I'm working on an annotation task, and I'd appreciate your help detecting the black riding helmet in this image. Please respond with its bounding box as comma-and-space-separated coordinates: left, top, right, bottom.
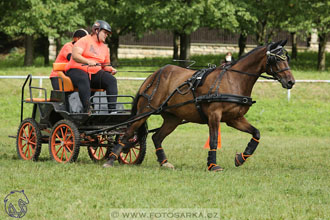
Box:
92, 20, 112, 42
73, 29, 88, 38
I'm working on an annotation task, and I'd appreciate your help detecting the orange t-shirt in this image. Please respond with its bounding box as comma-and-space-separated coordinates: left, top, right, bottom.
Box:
65, 35, 110, 74
50, 42, 74, 78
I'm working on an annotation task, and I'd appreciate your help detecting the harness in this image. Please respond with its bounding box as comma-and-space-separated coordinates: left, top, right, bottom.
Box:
139, 66, 255, 123
84, 43, 291, 135
140, 45, 290, 123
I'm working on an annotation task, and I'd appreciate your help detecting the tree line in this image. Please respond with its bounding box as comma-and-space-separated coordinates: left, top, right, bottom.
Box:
0, 0, 328, 70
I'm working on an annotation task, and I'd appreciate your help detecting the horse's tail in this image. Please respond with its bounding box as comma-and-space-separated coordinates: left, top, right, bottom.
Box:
130, 65, 169, 117
130, 74, 154, 141
130, 90, 148, 140
130, 90, 141, 118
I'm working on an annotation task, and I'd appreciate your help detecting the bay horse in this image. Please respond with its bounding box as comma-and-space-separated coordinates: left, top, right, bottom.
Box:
103, 40, 295, 171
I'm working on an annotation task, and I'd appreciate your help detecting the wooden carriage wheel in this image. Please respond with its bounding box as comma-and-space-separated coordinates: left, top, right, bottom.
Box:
49, 120, 80, 163
87, 136, 111, 162
118, 123, 147, 165
16, 118, 42, 161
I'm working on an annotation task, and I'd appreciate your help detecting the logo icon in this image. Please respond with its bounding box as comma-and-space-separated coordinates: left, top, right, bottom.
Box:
4, 190, 29, 218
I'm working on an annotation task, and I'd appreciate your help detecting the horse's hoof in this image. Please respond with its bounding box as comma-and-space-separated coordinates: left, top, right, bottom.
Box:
102, 160, 114, 168
235, 153, 246, 167
209, 165, 224, 172
161, 162, 175, 169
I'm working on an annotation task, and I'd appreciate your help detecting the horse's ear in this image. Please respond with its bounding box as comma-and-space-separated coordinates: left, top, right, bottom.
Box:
280, 39, 288, 47
269, 40, 280, 50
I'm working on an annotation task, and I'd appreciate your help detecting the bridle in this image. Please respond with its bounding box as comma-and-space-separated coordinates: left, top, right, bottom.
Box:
265, 45, 291, 81
225, 45, 291, 81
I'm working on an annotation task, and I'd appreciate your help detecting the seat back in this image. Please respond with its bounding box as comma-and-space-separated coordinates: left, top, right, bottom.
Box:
52, 62, 104, 92
53, 63, 75, 92
58, 72, 75, 91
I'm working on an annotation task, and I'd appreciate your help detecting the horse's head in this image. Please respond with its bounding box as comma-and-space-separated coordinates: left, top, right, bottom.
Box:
266, 40, 295, 89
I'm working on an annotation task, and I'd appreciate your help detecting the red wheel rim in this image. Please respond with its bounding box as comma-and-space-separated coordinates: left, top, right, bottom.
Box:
119, 146, 141, 164
50, 124, 75, 163
18, 122, 37, 160
89, 136, 107, 160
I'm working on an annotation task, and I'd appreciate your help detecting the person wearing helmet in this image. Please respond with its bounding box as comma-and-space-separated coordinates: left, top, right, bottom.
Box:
65, 20, 117, 113
50, 29, 88, 90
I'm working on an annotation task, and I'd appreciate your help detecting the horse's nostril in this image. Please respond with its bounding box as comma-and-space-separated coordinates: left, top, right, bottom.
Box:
288, 80, 294, 86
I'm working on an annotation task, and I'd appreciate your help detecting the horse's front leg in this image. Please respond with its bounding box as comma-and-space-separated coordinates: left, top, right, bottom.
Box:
152, 113, 182, 169
226, 116, 260, 167
103, 118, 148, 168
207, 113, 224, 171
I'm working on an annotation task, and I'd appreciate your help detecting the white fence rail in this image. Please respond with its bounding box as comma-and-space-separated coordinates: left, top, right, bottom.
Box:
0, 76, 329, 101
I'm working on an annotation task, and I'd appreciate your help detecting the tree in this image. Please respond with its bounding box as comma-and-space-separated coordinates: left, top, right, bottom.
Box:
285, 0, 329, 70
230, 0, 257, 57
152, 0, 239, 66
307, 1, 329, 71
81, 0, 153, 66
280, 1, 312, 60
240, 0, 292, 46
0, 0, 85, 66
47, 0, 86, 58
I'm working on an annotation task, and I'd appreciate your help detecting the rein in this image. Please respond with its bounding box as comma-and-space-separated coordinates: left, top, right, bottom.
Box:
227, 68, 277, 80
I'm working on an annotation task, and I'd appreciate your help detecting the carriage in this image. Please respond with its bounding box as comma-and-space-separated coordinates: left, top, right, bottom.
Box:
16, 64, 147, 164
16, 40, 294, 171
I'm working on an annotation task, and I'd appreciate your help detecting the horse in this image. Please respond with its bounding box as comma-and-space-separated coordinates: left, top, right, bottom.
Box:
103, 39, 295, 171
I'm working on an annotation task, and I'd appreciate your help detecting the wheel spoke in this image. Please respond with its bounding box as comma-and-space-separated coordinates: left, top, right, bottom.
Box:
96, 148, 101, 159
55, 133, 63, 142
28, 125, 33, 139
24, 144, 29, 157
30, 134, 36, 142
55, 146, 63, 155
21, 142, 27, 149
65, 141, 73, 148
22, 127, 29, 140
66, 134, 73, 143
64, 127, 69, 140
27, 144, 31, 158
124, 152, 129, 161
60, 146, 65, 161
129, 150, 132, 163
60, 127, 65, 141
19, 136, 26, 141
28, 140, 36, 146
132, 148, 137, 158
91, 148, 96, 156
65, 145, 72, 153
99, 147, 104, 157
64, 147, 68, 161
54, 142, 61, 146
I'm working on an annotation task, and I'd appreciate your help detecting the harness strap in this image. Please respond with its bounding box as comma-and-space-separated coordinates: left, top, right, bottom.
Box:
229, 68, 277, 80
196, 93, 255, 106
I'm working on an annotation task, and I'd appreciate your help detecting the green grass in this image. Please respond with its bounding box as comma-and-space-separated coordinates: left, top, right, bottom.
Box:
0, 53, 329, 219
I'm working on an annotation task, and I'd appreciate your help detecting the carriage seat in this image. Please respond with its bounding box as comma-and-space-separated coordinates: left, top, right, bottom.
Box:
53, 63, 104, 92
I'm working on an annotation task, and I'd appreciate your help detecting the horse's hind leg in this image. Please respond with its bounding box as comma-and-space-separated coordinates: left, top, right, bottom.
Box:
226, 116, 260, 167
152, 113, 182, 169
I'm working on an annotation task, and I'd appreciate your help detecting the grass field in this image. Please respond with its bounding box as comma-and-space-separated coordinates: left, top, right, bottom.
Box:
0, 53, 329, 219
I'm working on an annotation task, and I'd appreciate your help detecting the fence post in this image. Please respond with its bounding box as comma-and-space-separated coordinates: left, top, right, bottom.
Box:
287, 89, 291, 102
39, 78, 43, 97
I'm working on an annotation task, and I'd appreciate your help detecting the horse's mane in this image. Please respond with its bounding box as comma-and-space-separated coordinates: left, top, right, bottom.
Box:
230, 45, 265, 66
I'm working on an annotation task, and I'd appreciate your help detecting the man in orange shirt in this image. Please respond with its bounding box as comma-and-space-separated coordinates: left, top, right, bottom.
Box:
65, 20, 117, 113
50, 29, 88, 90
